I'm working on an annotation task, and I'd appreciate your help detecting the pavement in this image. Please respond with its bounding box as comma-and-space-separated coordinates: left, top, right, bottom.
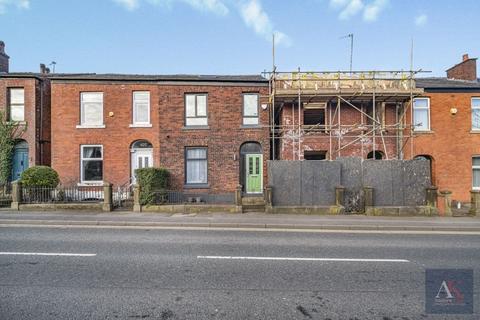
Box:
0, 210, 480, 232
0, 226, 479, 319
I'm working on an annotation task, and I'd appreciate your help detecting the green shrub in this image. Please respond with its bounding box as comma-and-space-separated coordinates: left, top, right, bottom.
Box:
135, 167, 169, 205
20, 166, 59, 187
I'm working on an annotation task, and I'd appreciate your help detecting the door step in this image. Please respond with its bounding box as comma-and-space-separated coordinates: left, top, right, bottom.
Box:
242, 196, 265, 213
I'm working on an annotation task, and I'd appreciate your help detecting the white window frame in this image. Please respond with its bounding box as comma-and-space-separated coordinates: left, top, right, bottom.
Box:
413, 97, 430, 131
471, 97, 480, 131
77, 92, 105, 128
243, 93, 259, 126
8, 88, 25, 122
473, 156, 480, 190
185, 93, 208, 127
130, 91, 152, 127
80, 145, 103, 185
185, 147, 208, 185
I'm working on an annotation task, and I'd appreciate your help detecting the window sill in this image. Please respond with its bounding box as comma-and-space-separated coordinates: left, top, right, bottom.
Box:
8, 121, 26, 125
184, 184, 210, 189
413, 130, 434, 134
76, 124, 106, 129
470, 130, 480, 134
129, 124, 153, 128
77, 182, 104, 187
240, 125, 262, 129
182, 126, 210, 130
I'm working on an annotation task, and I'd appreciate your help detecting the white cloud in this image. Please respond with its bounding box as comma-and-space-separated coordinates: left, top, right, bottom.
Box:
338, 0, 363, 20
115, 0, 228, 16
415, 14, 428, 26
0, 0, 30, 14
239, 0, 291, 46
330, 0, 389, 22
113, 0, 139, 11
363, 0, 388, 22
113, 0, 289, 46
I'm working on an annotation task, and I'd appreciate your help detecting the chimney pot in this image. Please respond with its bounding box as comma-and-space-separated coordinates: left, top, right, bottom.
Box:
0, 40, 8, 73
463, 54, 469, 61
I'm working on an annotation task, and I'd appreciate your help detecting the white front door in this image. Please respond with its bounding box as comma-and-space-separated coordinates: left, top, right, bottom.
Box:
131, 149, 153, 183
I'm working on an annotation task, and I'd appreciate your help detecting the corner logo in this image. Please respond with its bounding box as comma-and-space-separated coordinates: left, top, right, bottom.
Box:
434, 280, 464, 306
426, 269, 473, 314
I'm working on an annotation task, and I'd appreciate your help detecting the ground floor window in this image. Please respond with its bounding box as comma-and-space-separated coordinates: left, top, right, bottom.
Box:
185, 147, 207, 185
304, 150, 327, 160
473, 157, 480, 189
81, 145, 103, 184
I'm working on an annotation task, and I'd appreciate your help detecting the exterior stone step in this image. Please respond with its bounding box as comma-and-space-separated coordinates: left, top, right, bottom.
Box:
242, 204, 266, 213
242, 196, 265, 205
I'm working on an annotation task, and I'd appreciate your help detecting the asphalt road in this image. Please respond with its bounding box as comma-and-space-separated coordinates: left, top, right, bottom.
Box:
0, 226, 479, 319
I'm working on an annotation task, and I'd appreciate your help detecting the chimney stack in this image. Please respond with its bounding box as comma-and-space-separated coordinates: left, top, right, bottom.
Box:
0, 41, 9, 73
40, 63, 50, 74
446, 53, 478, 81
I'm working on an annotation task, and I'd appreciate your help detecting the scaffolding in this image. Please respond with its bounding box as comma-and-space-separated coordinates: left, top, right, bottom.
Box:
265, 70, 427, 161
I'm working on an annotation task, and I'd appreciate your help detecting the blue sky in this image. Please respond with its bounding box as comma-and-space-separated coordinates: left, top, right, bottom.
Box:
0, 0, 479, 76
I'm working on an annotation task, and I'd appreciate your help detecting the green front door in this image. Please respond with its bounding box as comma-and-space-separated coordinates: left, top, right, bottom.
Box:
246, 154, 262, 193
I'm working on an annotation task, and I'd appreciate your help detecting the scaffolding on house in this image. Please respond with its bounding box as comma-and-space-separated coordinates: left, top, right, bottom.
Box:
264, 69, 427, 161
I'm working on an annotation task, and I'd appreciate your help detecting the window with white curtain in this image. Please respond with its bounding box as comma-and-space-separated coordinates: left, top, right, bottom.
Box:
80, 92, 104, 126
473, 157, 480, 189
132, 91, 150, 125
472, 98, 480, 130
413, 98, 430, 131
8, 88, 25, 121
185, 94, 208, 126
81, 145, 103, 184
185, 147, 207, 185
243, 93, 259, 125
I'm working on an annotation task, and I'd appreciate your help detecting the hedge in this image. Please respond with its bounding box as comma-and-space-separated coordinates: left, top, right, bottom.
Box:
20, 166, 59, 188
135, 167, 169, 205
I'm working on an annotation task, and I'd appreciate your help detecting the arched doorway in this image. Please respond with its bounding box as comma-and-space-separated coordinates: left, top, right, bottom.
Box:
367, 150, 384, 160
11, 140, 29, 181
415, 155, 434, 185
130, 140, 153, 183
240, 142, 263, 194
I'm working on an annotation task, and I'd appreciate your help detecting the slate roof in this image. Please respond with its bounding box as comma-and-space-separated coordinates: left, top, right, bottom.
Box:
0, 72, 268, 83
416, 77, 480, 89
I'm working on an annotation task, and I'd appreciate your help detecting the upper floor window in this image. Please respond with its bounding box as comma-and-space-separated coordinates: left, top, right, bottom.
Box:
413, 98, 430, 131
185, 94, 207, 126
80, 145, 103, 184
472, 98, 480, 130
243, 94, 259, 125
80, 92, 104, 127
132, 91, 151, 126
304, 103, 326, 127
8, 88, 24, 122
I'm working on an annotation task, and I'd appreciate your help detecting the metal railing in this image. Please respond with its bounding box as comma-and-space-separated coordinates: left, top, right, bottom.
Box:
0, 183, 12, 208
153, 190, 184, 204
22, 186, 104, 204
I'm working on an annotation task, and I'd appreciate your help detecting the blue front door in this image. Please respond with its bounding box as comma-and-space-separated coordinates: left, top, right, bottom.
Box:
12, 148, 28, 181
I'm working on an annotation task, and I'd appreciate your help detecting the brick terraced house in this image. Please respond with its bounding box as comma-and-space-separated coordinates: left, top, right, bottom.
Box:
0, 42, 51, 181
2, 38, 480, 207
49, 74, 270, 198
272, 54, 480, 205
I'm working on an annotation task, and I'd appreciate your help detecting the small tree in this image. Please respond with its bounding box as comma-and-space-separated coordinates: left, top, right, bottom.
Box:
20, 166, 59, 188
0, 111, 25, 185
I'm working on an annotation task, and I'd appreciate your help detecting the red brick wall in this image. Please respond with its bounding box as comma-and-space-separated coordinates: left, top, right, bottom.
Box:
447, 59, 477, 81
0, 77, 45, 167
279, 102, 398, 160
406, 91, 480, 202
51, 81, 269, 193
